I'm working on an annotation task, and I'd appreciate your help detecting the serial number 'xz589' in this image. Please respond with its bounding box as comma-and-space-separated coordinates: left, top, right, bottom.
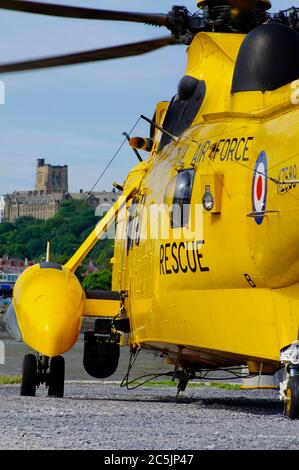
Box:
277, 164, 298, 194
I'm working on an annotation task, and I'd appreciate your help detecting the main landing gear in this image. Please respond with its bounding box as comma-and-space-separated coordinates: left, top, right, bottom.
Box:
280, 341, 299, 419
284, 374, 299, 419
20, 353, 65, 397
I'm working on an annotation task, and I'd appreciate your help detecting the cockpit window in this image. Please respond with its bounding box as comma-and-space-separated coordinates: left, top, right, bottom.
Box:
159, 76, 206, 151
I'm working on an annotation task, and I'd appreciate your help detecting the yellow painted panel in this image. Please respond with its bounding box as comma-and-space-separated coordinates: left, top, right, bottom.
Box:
84, 299, 120, 317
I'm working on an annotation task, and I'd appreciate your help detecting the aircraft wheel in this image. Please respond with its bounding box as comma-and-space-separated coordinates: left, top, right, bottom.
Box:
20, 354, 37, 397
48, 356, 65, 398
284, 376, 299, 419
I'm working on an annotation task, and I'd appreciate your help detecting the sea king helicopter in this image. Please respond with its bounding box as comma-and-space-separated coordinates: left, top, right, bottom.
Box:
2, 0, 299, 419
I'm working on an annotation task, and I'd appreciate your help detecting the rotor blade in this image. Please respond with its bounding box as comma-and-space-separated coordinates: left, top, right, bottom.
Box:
0, 0, 168, 27
0, 36, 179, 73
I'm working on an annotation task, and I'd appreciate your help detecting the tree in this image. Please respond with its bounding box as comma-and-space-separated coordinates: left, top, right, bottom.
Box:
0, 199, 115, 290
82, 269, 112, 291
0, 199, 114, 267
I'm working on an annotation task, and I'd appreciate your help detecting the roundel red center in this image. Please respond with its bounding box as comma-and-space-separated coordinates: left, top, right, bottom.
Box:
256, 175, 263, 200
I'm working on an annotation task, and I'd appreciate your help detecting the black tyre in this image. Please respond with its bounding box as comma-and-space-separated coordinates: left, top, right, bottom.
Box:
48, 356, 65, 398
284, 376, 299, 419
20, 354, 37, 397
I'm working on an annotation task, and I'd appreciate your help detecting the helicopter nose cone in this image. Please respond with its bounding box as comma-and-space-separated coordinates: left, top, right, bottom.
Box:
11, 263, 85, 357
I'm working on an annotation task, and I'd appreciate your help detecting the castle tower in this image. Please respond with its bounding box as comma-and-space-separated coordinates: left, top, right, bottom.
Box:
35, 158, 68, 193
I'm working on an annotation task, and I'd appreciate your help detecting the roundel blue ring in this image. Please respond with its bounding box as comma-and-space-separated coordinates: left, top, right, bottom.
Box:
251, 150, 268, 225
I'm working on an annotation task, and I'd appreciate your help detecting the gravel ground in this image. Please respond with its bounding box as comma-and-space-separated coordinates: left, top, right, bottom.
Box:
0, 383, 298, 450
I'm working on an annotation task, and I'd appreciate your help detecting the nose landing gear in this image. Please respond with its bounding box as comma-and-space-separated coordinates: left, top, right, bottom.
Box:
20, 353, 65, 397
20, 354, 38, 397
48, 356, 65, 398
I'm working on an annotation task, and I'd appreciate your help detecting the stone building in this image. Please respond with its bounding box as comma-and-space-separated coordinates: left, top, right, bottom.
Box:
2, 159, 118, 223
35, 158, 68, 193
69, 189, 118, 210
3, 191, 65, 222
0, 197, 5, 222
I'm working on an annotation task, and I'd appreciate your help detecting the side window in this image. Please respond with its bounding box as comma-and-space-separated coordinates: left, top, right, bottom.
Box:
171, 169, 194, 228
135, 195, 146, 246
127, 197, 139, 255
126, 195, 146, 254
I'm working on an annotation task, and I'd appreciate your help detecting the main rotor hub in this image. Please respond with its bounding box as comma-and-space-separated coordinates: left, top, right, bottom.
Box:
197, 0, 271, 10
195, 0, 271, 33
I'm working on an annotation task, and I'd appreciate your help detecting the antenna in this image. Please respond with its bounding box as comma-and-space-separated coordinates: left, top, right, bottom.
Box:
140, 115, 178, 143
46, 240, 51, 262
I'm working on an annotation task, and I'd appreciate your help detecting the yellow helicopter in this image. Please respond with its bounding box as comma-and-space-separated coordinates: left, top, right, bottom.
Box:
2, 0, 299, 419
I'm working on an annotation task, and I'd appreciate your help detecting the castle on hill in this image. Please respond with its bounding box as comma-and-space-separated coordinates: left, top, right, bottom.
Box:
2, 159, 117, 223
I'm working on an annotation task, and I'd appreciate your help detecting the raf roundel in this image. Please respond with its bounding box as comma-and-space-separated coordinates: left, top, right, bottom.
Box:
252, 151, 268, 225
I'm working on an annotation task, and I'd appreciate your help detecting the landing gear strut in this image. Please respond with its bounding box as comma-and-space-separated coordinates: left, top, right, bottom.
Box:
175, 369, 195, 397
20, 353, 65, 397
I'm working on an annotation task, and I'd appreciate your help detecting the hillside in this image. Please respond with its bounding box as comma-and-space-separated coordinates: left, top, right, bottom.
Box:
0, 199, 114, 289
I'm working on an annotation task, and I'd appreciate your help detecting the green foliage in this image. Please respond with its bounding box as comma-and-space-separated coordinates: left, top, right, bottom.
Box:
0, 200, 114, 270
82, 268, 112, 291
0, 375, 21, 385
95, 239, 114, 268
130, 380, 241, 390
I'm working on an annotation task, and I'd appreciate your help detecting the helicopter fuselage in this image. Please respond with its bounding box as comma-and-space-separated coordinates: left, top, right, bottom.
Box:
112, 29, 299, 373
